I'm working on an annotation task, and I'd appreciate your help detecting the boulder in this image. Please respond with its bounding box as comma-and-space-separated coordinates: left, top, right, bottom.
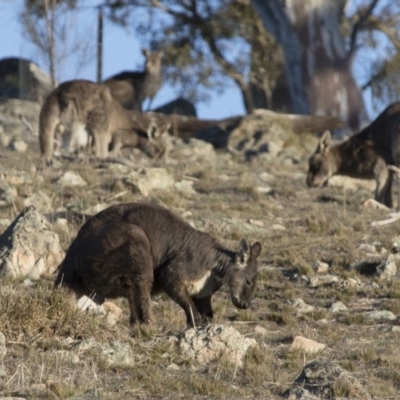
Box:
0, 206, 64, 279
0, 57, 53, 105
284, 359, 371, 400
178, 324, 257, 367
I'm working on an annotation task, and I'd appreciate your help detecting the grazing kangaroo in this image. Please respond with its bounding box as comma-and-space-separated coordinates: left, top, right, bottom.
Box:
306, 101, 400, 208
39, 79, 167, 165
104, 49, 163, 112
54, 203, 262, 328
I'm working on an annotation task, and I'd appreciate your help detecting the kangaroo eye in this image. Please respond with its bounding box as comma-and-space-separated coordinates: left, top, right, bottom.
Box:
245, 279, 252, 287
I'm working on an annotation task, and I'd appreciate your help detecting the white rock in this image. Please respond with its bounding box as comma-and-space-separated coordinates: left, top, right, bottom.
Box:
175, 180, 196, 196
290, 336, 326, 354
291, 298, 314, 314
178, 324, 257, 367
77, 339, 136, 366
124, 168, 174, 196
57, 171, 87, 187
313, 261, 329, 274
364, 310, 396, 321
0, 206, 64, 279
23, 191, 53, 213
377, 254, 399, 279
9, 139, 28, 153
309, 274, 339, 288
329, 301, 348, 313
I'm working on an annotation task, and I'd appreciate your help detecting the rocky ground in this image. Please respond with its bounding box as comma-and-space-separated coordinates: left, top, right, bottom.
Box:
0, 99, 400, 399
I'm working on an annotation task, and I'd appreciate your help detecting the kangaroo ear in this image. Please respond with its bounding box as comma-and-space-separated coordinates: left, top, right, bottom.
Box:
251, 242, 262, 259
238, 238, 251, 265
147, 122, 157, 139
317, 130, 331, 153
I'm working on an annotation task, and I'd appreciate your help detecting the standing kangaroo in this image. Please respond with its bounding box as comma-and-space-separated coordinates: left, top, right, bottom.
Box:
39, 79, 167, 165
104, 49, 163, 112
306, 101, 400, 208
54, 203, 262, 328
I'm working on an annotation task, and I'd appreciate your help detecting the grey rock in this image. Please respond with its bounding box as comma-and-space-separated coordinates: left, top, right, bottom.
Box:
23, 190, 53, 213
364, 310, 396, 322
329, 301, 348, 313
286, 359, 371, 400
124, 167, 174, 196
0, 181, 18, 207
178, 324, 257, 367
376, 254, 399, 279
285, 387, 321, 400
309, 274, 339, 288
77, 339, 136, 366
291, 298, 315, 314
175, 180, 196, 196
313, 261, 329, 274
57, 171, 87, 187
8, 139, 27, 153
0, 206, 64, 279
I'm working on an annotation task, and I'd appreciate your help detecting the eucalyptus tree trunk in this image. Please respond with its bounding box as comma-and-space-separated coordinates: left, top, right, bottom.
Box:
251, 0, 369, 131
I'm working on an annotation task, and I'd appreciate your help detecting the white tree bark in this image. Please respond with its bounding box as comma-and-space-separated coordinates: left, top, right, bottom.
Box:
252, 0, 369, 131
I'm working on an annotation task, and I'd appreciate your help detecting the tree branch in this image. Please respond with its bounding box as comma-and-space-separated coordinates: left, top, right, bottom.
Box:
366, 15, 400, 51
349, 0, 380, 54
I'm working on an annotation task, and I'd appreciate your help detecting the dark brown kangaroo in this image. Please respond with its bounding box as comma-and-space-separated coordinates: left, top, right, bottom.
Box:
307, 102, 400, 208
104, 49, 163, 112
54, 203, 262, 328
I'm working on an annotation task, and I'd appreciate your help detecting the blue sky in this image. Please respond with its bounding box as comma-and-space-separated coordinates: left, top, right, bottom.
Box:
0, 0, 382, 121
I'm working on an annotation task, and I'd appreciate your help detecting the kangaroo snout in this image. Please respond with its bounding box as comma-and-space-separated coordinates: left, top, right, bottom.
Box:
232, 296, 251, 310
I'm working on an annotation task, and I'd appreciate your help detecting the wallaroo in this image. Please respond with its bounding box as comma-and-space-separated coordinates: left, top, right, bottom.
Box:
39, 79, 167, 165
104, 49, 163, 112
54, 203, 262, 328
307, 101, 400, 208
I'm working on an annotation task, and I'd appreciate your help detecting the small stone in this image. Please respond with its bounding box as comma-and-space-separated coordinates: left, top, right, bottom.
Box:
271, 224, 286, 231
391, 326, 400, 332
256, 186, 272, 194
291, 298, 315, 314
249, 219, 264, 227
259, 172, 275, 183
357, 243, 377, 253
175, 180, 196, 195
23, 278, 34, 287
178, 324, 257, 367
76, 296, 105, 314
167, 363, 180, 370
254, 326, 268, 336
377, 254, 399, 279
9, 139, 28, 152
290, 336, 326, 354
57, 171, 87, 187
329, 301, 348, 313
309, 274, 339, 288
364, 310, 396, 322
313, 261, 329, 274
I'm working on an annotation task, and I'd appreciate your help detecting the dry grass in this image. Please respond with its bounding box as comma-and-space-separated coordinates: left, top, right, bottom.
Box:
1, 128, 400, 399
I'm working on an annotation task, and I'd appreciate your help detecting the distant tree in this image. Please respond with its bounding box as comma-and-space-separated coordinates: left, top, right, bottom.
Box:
104, 0, 400, 130
252, 0, 400, 130
20, 0, 96, 87
104, 0, 285, 114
